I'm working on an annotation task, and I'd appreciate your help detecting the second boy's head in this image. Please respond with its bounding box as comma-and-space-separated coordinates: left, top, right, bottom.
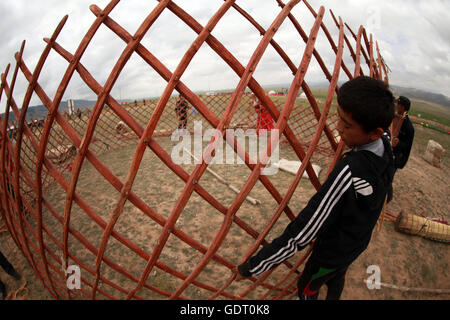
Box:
336, 76, 395, 148
396, 96, 411, 115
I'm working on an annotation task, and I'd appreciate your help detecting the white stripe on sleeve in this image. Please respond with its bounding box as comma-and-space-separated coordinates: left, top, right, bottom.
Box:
250, 165, 352, 276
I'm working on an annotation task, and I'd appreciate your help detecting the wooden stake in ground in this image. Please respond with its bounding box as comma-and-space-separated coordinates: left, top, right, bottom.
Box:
183, 148, 261, 205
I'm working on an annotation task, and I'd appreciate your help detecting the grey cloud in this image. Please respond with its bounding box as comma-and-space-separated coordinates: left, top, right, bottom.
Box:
1, 0, 449, 114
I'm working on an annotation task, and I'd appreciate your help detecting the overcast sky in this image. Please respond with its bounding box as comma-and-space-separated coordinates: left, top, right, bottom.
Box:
1, 0, 449, 112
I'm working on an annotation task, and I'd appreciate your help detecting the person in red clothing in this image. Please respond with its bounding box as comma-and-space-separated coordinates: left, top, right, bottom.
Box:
252, 95, 274, 135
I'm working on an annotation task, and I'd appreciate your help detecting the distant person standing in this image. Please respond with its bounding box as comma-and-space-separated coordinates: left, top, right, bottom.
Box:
388, 96, 415, 202
252, 95, 274, 135
175, 95, 189, 130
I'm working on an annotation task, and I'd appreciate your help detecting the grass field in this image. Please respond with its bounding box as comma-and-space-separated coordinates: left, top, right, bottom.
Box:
408, 99, 450, 127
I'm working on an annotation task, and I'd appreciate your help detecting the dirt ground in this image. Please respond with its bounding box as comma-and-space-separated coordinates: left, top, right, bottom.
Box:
341, 155, 449, 299
0, 124, 448, 300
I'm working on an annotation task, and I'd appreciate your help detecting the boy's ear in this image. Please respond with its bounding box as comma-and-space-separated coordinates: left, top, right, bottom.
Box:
369, 127, 384, 141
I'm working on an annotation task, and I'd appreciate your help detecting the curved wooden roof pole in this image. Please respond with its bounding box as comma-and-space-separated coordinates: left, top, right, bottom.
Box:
13, 16, 69, 298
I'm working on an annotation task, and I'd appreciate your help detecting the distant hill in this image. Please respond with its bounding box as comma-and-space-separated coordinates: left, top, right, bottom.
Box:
2, 84, 449, 124
268, 81, 450, 108
390, 85, 450, 108
3, 100, 96, 123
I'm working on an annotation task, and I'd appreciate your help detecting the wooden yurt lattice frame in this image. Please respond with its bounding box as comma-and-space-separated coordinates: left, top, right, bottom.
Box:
0, 0, 388, 300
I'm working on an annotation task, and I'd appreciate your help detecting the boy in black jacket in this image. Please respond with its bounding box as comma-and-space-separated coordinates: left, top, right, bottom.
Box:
392, 96, 414, 169
387, 96, 414, 202
235, 76, 395, 300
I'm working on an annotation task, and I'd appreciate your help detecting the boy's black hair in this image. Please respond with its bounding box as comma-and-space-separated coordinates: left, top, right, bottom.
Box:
337, 76, 395, 132
397, 96, 411, 111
